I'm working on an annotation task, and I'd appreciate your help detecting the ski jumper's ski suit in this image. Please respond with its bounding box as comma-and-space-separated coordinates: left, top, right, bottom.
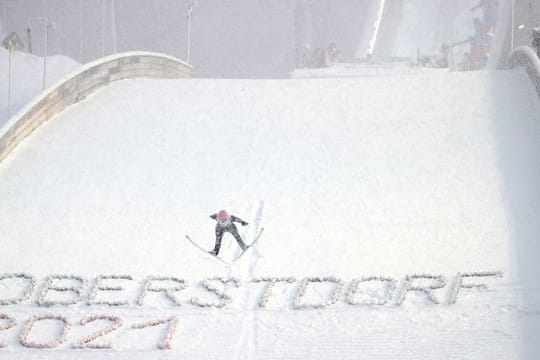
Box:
210, 213, 248, 255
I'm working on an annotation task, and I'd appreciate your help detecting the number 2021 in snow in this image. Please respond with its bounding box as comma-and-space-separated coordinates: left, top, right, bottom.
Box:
0, 313, 179, 350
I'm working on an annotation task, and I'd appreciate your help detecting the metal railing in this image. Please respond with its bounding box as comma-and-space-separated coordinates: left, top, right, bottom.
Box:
507, 45, 540, 99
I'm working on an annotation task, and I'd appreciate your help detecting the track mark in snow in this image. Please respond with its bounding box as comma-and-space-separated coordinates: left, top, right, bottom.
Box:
232, 200, 265, 360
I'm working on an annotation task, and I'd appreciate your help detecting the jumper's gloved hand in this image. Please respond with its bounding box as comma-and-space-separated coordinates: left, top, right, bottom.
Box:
241, 221, 248, 226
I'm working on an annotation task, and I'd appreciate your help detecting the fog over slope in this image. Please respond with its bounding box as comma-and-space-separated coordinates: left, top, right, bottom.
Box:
1, 0, 486, 78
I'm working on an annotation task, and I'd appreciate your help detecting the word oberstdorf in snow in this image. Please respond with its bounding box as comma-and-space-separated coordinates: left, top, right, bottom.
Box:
0, 272, 503, 309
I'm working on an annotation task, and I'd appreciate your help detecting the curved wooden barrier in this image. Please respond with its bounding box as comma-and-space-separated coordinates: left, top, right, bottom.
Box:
0, 51, 194, 163
507, 46, 540, 99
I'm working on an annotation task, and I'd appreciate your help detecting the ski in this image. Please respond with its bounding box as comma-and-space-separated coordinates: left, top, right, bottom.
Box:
233, 227, 264, 262
185, 234, 230, 265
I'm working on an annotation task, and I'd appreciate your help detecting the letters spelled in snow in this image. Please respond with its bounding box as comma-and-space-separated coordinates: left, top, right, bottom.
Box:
0, 272, 503, 309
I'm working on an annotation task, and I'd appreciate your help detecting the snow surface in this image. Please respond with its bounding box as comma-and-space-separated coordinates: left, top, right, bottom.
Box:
0, 68, 540, 359
0, 48, 81, 127
290, 62, 445, 78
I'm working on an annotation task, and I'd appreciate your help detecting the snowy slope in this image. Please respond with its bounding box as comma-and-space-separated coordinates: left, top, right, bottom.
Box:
290, 62, 445, 78
0, 48, 81, 127
0, 69, 539, 359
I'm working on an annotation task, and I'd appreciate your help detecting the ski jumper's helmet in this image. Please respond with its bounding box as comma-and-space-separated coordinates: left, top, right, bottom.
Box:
218, 210, 229, 219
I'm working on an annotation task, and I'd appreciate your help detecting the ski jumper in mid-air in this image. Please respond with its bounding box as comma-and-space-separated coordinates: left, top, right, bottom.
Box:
209, 210, 248, 256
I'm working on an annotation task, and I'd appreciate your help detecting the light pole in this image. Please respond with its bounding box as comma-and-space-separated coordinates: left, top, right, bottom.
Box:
101, 0, 105, 56
79, 0, 84, 61
111, 0, 118, 53
186, 0, 198, 64
28, 17, 55, 90
2, 1, 7, 35
2, 32, 24, 119
8, 41, 11, 118
511, 0, 515, 51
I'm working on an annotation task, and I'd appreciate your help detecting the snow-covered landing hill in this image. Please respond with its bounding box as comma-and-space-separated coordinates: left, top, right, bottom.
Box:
0, 69, 539, 359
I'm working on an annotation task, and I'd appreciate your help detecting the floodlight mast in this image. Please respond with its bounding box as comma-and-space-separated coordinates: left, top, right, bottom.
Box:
186, 0, 199, 64
28, 17, 55, 90
2, 32, 25, 119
